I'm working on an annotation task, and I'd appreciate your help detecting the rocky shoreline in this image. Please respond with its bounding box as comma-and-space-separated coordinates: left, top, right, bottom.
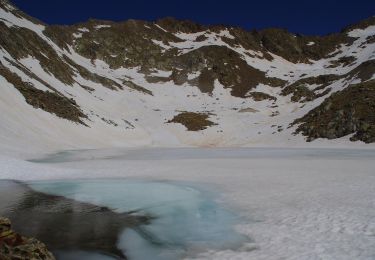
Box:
0, 180, 151, 259
0, 217, 55, 260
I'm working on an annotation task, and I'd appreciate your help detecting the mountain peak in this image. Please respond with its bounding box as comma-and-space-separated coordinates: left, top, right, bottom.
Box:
0, 3, 374, 150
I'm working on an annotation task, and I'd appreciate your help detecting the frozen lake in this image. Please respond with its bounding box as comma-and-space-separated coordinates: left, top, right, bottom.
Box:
29, 179, 248, 260
1, 147, 375, 259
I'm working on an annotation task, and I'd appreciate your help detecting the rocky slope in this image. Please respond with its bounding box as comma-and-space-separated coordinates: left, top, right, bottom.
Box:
0, 0, 374, 153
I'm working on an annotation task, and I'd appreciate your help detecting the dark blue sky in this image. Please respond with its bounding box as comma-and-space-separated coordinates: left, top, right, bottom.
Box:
12, 0, 375, 35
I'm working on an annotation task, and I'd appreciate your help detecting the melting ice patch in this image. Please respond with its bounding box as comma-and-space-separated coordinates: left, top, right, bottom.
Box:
28, 179, 248, 260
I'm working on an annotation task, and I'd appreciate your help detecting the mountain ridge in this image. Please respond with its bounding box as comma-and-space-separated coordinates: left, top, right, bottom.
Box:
0, 0, 374, 155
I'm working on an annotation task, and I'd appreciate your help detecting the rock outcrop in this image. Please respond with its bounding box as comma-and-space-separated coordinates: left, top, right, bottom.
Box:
0, 217, 55, 260
293, 80, 375, 143
167, 112, 216, 131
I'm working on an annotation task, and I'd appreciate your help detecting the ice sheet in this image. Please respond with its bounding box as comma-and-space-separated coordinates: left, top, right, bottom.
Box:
28, 179, 248, 260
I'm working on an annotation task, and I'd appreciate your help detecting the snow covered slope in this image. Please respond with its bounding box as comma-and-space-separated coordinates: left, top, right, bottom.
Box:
0, 0, 374, 155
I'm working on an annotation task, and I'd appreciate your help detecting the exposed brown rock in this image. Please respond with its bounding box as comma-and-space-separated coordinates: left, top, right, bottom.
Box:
346, 59, 375, 82
63, 55, 123, 90
0, 217, 55, 260
0, 22, 76, 86
259, 28, 354, 63
342, 16, 375, 32
0, 62, 87, 124
178, 45, 285, 97
293, 80, 375, 143
247, 92, 277, 101
156, 17, 205, 33
167, 112, 216, 131
123, 80, 153, 95
282, 74, 339, 102
327, 56, 356, 68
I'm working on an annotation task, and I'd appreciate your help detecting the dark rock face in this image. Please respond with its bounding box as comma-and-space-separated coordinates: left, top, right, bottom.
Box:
60, 17, 356, 71
167, 112, 216, 131
328, 56, 357, 68
174, 45, 286, 97
0, 62, 87, 124
156, 17, 206, 33
247, 92, 277, 101
342, 16, 375, 32
281, 74, 340, 102
0, 217, 55, 260
0, 22, 76, 86
293, 80, 375, 143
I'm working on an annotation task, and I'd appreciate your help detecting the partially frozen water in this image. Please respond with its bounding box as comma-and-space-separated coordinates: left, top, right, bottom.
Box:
5, 147, 375, 260
28, 179, 248, 260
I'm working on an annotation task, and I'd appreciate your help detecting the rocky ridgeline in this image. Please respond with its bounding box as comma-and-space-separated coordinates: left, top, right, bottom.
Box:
0, 217, 55, 260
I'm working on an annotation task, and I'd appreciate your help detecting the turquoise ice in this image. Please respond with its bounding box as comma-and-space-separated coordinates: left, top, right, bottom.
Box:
29, 179, 248, 260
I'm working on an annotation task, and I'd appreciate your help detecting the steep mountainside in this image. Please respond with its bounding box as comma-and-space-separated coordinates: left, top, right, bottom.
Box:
0, 0, 374, 154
